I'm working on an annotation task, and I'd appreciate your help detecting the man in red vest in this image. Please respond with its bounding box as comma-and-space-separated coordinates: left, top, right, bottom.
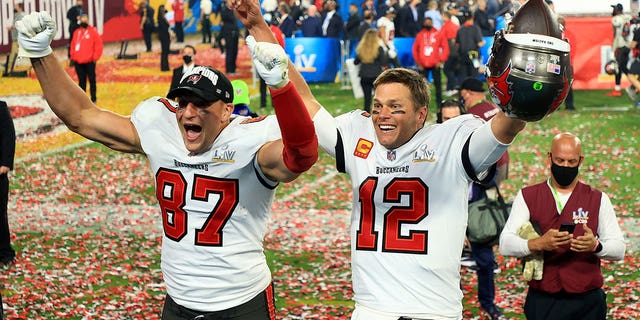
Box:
500, 132, 625, 320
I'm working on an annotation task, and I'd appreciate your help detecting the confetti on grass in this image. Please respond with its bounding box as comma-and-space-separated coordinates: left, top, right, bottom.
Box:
1, 45, 638, 319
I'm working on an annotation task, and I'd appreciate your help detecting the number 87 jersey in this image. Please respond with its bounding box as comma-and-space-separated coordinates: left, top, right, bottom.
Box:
131, 97, 281, 312
330, 111, 488, 318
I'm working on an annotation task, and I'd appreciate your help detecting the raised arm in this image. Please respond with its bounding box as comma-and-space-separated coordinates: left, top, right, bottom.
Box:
231, 0, 339, 156
17, 12, 142, 154
490, 111, 526, 144
256, 81, 318, 182
229, 0, 322, 118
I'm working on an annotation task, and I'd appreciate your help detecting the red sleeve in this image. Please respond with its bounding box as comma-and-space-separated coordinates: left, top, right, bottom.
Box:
412, 31, 421, 64
70, 29, 79, 61
269, 82, 318, 173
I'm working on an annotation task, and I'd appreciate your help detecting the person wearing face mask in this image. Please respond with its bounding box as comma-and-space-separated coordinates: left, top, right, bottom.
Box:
500, 132, 625, 320
458, 77, 507, 320
66, 0, 84, 63
70, 13, 103, 103
412, 17, 449, 121
169, 45, 198, 94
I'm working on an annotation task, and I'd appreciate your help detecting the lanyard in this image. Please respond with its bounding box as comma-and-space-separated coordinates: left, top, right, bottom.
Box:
548, 179, 564, 214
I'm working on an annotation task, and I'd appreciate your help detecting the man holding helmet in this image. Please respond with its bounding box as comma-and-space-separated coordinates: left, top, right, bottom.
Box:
486, 0, 572, 121
235, 0, 570, 318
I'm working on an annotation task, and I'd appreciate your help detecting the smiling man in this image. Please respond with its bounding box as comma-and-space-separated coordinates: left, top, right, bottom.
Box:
17, 11, 317, 320
234, 0, 533, 317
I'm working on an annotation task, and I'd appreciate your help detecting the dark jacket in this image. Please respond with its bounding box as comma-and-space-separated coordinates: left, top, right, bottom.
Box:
169, 65, 199, 93
66, 4, 84, 34
474, 9, 494, 37
279, 15, 296, 37
158, 11, 171, 41
356, 20, 374, 40
323, 11, 344, 38
0, 101, 15, 170
396, 3, 424, 37
139, 4, 155, 27
345, 12, 361, 40
300, 15, 323, 37
355, 46, 389, 79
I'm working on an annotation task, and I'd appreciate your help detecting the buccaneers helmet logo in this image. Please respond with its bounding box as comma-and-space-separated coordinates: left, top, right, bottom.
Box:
487, 62, 513, 107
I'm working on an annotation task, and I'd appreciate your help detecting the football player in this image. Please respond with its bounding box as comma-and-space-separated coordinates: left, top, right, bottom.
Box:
16, 11, 317, 320
233, 0, 569, 318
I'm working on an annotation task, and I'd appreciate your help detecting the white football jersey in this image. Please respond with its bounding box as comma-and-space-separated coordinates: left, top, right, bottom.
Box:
377, 16, 395, 42
131, 97, 281, 311
333, 111, 486, 318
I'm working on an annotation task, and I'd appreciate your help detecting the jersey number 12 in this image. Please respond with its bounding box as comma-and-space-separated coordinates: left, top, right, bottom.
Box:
356, 177, 429, 254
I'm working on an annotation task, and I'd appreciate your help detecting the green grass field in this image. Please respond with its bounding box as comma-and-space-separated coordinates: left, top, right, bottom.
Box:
1, 61, 639, 319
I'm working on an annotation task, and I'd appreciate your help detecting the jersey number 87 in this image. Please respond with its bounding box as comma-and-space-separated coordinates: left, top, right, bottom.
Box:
156, 168, 239, 246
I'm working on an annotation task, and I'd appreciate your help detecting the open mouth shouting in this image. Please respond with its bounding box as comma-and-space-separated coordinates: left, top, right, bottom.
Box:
184, 123, 202, 142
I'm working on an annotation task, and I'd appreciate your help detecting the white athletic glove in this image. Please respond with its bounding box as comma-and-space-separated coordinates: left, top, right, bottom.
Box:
246, 35, 289, 89
16, 11, 56, 58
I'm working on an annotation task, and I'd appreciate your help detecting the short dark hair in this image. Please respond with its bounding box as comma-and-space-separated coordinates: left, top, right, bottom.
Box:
183, 45, 196, 55
438, 99, 465, 123
442, 99, 465, 113
374, 68, 430, 111
363, 9, 373, 20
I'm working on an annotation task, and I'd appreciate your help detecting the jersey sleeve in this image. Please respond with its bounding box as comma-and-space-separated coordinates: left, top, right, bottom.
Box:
312, 107, 339, 157
333, 110, 368, 173
435, 114, 503, 182
465, 117, 509, 180
130, 96, 177, 154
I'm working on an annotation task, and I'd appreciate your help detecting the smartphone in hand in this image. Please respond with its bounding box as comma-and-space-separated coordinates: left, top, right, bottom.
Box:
559, 223, 576, 234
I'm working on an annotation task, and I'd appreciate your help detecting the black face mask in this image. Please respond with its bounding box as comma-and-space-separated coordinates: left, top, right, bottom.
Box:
183, 55, 193, 64
551, 163, 579, 187
424, 25, 433, 31
80, 22, 88, 28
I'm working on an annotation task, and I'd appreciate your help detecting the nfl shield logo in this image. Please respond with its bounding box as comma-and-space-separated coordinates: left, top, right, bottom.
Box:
387, 150, 396, 161
525, 62, 535, 74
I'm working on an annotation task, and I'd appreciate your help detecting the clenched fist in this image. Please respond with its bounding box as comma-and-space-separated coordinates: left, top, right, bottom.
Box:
16, 11, 57, 58
246, 35, 289, 89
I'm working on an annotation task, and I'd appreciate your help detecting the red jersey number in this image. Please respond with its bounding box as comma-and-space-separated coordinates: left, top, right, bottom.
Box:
356, 177, 429, 254
156, 169, 238, 246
